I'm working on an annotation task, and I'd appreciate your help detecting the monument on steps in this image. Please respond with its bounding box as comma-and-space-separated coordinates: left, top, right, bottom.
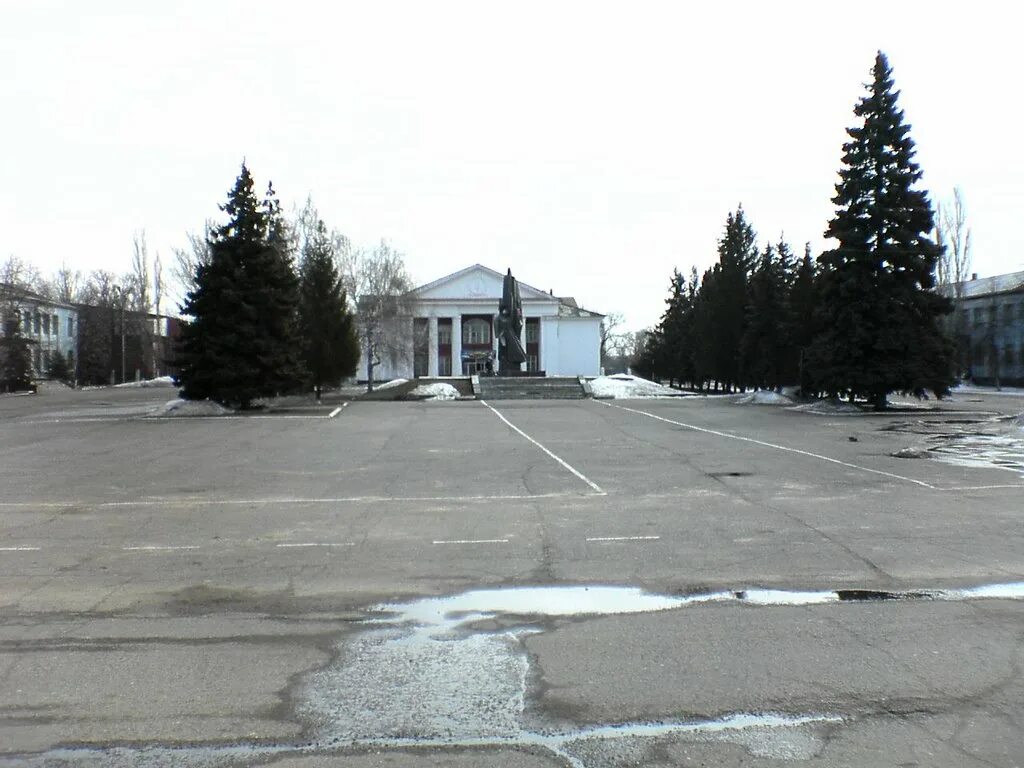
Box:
494, 269, 528, 376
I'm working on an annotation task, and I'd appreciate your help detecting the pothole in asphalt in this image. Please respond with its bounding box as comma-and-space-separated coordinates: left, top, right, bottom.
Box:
16, 582, 1024, 767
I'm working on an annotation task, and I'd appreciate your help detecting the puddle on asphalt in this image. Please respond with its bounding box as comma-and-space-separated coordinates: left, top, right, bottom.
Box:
928, 433, 1024, 475
16, 582, 1024, 768
883, 416, 1024, 476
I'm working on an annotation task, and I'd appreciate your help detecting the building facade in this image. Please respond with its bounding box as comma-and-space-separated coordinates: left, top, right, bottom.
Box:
947, 270, 1024, 386
361, 265, 603, 382
0, 284, 79, 378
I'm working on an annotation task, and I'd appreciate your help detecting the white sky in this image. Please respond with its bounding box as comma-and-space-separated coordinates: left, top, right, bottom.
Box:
3, 1, 1020, 330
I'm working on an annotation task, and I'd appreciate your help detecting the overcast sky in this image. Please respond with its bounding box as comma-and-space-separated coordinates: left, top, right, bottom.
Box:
3, 1, 1020, 330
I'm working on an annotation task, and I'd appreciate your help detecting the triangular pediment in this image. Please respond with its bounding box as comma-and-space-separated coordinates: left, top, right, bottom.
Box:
412, 264, 558, 302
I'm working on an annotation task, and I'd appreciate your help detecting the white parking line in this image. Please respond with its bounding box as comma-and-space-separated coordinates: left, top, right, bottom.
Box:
328, 405, 343, 418
600, 401, 937, 489
481, 401, 606, 495
275, 542, 356, 548
0, 546, 41, 551
0, 492, 584, 510
586, 535, 661, 542
433, 538, 510, 545
123, 545, 200, 551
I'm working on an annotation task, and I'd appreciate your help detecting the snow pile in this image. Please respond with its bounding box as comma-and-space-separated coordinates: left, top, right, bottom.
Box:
791, 399, 863, 415
375, 378, 409, 390
152, 398, 232, 417
409, 382, 460, 401
735, 391, 794, 406
114, 376, 177, 388
589, 374, 681, 399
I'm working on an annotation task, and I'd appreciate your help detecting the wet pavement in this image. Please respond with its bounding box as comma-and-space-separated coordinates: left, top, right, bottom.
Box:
10, 582, 1024, 767
2, 387, 1024, 766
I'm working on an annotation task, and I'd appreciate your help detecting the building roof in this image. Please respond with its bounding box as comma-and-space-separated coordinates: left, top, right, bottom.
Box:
411, 264, 604, 318
0, 282, 79, 311
948, 270, 1024, 300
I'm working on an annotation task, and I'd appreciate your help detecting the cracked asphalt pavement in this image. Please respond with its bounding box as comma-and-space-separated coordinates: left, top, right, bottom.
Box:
1, 386, 1022, 766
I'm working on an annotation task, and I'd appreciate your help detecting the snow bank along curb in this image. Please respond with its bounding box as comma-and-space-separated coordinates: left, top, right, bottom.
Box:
588, 374, 687, 399
152, 399, 232, 417
408, 383, 460, 401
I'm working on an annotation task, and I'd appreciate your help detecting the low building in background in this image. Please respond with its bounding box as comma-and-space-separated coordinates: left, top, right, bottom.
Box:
0, 283, 79, 379
947, 270, 1024, 386
75, 305, 182, 385
360, 264, 603, 382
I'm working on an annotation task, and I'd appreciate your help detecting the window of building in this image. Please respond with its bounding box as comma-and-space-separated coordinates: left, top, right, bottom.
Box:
525, 322, 539, 343
438, 355, 451, 376
972, 307, 983, 322
23, 311, 31, 330
34, 313, 41, 334
463, 318, 491, 345
42, 314, 49, 335
52, 314, 58, 335
67, 317, 74, 336
527, 354, 538, 372
438, 324, 452, 345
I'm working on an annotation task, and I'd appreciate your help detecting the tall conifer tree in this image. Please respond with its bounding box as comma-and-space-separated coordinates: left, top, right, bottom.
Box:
178, 165, 304, 408
812, 52, 953, 407
298, 219, 360, 401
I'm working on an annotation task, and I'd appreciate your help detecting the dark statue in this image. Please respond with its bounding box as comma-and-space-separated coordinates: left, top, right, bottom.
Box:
495, 268, 527, 375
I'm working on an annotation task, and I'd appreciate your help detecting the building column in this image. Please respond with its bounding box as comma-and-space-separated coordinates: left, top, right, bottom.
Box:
520, 318, 528, 372
451, 314, 462, 376
540, 316, 555, 375
427, 316, 438, 377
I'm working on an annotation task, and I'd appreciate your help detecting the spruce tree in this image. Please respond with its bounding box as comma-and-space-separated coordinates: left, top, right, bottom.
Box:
178, 165, 305, 408
741, 243, 788, 390
706, 207, 758, 391
298, 219, 360, 401
812, 52, 953, 408
0, 316, 33, 392
786, 244, 820, 392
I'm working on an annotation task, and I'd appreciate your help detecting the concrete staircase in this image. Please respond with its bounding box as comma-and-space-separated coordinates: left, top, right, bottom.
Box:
476, 376, 589, 400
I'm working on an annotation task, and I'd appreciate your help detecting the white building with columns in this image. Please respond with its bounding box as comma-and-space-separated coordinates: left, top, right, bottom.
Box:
360, 264, 603, 381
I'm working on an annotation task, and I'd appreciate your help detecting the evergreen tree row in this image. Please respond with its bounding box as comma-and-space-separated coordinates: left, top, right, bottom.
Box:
636, 52, 954, 408
178, 165, 360, 408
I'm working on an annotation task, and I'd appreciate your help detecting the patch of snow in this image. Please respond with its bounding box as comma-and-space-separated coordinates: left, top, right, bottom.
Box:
113, 376, 177, 388
735, 391, 794, 406
589, 375, 683, 399
152, 398, 232, 417
892, 446, 930, 459
409, 382, 459, 400
375, 378, 409, 390
790, 399, 863, 415
952, 384, 1024, 398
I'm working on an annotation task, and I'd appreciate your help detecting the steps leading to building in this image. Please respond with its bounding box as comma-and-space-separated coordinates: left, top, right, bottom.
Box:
476, 376, 588, 400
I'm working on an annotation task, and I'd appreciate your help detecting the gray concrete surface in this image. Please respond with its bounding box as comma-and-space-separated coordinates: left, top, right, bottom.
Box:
1, 386, 1022, 766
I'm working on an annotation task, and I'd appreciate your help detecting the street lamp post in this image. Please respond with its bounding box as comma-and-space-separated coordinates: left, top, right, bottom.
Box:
112, 286, 128, 384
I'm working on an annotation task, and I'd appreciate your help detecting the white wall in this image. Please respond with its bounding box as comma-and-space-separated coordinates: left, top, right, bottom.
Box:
547, 317, 601, 376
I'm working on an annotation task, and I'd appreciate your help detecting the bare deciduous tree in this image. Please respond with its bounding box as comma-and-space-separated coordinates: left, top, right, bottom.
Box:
170, 222, 213, 309
935, 187, 973, 290
340, 240, 413, 391
600, 311, 625, 370
52, 263, 81, 303
935, 187, 974, 378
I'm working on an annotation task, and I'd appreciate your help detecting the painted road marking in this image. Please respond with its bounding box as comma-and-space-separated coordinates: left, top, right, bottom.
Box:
275, 542, 356, 548
480, 401, 606, 495
0, 492, 587, 510
0, 546, 41, 551
600, 401, 937, 489
123, 545, 200, 551
328, 405, 343, 418
433, 538, 510, 545
586, 535, 661, 542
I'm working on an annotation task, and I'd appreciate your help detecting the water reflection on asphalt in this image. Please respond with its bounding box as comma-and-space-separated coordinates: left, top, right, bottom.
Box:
15, 582, 1024, 767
